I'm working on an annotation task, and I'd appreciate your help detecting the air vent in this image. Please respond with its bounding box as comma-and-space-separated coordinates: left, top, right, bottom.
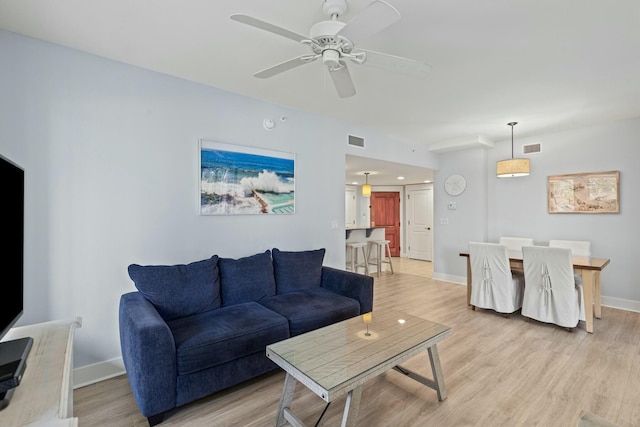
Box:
523, 143, 541, 154
348, 135, 365, 148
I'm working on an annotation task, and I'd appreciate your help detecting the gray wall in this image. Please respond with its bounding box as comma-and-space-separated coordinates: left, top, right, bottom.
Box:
487, 120, 639, 305
433, 147, 489, 281
434, 118, 640, 310
0, 30, 439, 375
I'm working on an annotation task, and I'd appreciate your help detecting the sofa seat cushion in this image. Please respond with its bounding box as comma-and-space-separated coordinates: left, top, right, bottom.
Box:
259, 287, 360, 336
167, 302, 289, 375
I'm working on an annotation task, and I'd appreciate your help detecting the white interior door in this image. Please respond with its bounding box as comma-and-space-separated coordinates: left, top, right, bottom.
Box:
345, 187, 357, 228
407, 186, 433, 261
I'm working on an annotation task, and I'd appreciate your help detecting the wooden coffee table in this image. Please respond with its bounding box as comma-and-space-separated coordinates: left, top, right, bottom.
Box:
266, 310, 451, 427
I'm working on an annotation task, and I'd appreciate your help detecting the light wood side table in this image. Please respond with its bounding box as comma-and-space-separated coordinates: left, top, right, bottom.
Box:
0, 317, 82, 426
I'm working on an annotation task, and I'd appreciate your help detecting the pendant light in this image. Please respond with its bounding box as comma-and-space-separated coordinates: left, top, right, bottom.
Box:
361, 172, 371, 196
496, 122, 530, 178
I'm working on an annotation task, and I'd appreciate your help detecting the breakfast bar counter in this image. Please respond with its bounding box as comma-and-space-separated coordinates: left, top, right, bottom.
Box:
345, 227, 385, 241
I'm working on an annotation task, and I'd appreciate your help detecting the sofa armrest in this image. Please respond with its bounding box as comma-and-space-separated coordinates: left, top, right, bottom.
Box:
119, 292, 177, 418
320, 266, 374, 313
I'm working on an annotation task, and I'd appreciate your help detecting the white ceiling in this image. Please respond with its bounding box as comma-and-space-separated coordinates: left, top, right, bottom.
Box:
346, 154, 433, 187
1, 0, 639, 184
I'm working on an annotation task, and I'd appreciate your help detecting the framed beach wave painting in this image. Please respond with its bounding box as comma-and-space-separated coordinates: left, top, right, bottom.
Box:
199, 140, 295, 215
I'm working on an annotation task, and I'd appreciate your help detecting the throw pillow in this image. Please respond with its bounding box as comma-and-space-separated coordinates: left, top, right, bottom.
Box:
128, 255, 221, 321
272, 248, 325, 294
218, 250, 276, 306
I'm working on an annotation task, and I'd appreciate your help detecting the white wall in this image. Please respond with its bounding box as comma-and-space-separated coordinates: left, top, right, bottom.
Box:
433, 119, 640, 310
0, 30, 439, 380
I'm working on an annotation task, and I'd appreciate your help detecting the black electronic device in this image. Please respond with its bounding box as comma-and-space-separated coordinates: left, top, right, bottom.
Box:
0, 337, 33, 410
0, 154, 32, 411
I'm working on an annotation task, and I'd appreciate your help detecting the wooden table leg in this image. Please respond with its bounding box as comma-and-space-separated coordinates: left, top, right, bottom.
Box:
594, 271, 602, 319
341, 386, 363, 427
275, 373, 297, 427
428, 345, 447, 401
581, 270, 595, 333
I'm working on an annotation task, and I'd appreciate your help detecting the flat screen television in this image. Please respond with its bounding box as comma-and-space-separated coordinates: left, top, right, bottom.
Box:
0, 154, 32, 410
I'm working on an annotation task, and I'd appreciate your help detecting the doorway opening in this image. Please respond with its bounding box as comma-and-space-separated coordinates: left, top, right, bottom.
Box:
345, 154, 434, 261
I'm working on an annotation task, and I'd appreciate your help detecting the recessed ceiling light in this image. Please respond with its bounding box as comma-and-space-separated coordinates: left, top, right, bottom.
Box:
397, 176, 405, 180
351, 181, 359, 185
424, 180, 432, 183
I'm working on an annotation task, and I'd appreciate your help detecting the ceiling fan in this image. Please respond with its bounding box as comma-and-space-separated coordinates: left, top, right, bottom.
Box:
230, 0, 431, 98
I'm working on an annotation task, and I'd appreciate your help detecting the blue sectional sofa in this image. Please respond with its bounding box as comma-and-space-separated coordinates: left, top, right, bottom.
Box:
119, 248, 374, 426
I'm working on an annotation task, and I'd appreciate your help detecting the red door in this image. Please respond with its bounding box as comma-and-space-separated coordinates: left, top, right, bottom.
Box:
370, 192, 400, 256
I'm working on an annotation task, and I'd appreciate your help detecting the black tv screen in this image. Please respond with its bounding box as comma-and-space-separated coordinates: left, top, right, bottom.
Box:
0, 154, 24, 341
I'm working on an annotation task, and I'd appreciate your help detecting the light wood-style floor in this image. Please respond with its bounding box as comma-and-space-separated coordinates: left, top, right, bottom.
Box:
74, 258, 640, 426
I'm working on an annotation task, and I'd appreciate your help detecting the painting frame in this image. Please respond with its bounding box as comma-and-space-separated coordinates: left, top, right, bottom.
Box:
199, 139, 295, 215
547, 170, 619, 214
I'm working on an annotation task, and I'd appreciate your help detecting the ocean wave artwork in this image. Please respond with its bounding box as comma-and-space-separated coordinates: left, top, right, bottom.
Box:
200, 140, 295, 215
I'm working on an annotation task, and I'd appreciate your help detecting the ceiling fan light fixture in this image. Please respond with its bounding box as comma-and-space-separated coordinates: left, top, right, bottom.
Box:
496, 122, 530, 178
323, 49, 342, 70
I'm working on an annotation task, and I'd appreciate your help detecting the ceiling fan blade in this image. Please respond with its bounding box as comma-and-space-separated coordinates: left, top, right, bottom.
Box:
336, 0, 400, 45
254, 56, 316, 79
230, 14, 308, 43
358, 49, 432, 78
329, 63, 356, 98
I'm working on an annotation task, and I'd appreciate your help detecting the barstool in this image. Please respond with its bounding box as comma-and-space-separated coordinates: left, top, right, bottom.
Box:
366, 240, 394, 277
346, 242, 369, 275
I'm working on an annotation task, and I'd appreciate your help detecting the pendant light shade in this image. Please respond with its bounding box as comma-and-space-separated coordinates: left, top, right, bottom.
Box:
361, 172, 371, 196
496, 122, 530, 178
496, 158, 530, 177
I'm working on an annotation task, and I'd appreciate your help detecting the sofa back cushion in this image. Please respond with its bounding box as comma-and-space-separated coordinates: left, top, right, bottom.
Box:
128, 255, 221, 321
272, 248, 325, 294
218, 250, 276, 306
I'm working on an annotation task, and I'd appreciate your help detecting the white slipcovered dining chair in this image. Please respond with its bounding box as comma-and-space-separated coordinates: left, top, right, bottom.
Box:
469, 242, 524, 316
499, 236, 534, 274
499, 236, 535, 252
548, 240, 591, 257
549, 239, 591, 286
521, 246, 585, 330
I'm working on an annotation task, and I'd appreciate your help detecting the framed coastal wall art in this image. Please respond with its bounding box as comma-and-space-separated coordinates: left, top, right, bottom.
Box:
199, 140, 295, 215
547, 170, 619, 214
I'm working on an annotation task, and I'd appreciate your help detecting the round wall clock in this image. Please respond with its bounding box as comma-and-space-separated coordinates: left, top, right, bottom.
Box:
444, 174, 467, 196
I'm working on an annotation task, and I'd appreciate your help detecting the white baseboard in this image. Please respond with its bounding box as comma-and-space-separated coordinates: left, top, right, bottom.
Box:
432, 272, 466, 285
73, 357, 125, 389
601, 296, 640, 313
432, 273, 640, 313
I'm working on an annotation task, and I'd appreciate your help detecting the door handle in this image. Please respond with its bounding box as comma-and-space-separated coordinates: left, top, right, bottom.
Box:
426, 227, 431, 230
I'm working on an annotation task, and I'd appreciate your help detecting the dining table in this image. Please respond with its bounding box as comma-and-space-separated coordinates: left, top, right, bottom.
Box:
459, 250, 610, 333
